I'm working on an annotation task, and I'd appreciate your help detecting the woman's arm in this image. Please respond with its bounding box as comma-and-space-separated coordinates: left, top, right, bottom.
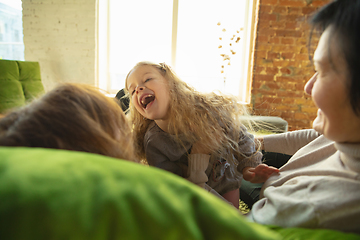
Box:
259, 129, 321, 156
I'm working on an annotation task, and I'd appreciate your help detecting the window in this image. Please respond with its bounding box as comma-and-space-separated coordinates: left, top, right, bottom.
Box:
0, 0, 24, 60
98, 0, 257, 103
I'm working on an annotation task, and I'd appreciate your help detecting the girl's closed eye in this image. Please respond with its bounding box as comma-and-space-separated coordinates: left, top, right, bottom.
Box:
145, 78, 152, 83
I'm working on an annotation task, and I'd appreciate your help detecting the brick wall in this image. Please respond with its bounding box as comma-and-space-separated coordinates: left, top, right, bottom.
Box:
22, 0, 97, 91
251, 0, 331, 131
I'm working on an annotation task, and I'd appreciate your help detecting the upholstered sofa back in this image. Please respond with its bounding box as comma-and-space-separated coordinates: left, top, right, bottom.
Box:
0, 59, 45, 113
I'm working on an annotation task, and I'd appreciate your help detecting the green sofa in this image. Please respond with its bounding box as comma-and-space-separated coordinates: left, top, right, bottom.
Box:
0, 59, 45, 113
0, 59, 359, 239
0, 147, 359, 240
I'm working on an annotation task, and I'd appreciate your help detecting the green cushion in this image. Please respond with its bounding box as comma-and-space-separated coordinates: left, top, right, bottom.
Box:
1, 147, 358, 239
18, 61, 45, 100
0, 60, 45, 113
0, 60, 26, 112
0, 147, 281, 240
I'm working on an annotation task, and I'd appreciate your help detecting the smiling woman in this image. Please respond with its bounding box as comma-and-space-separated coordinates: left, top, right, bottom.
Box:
246, 0, 360, 234
304, 26, 360, 143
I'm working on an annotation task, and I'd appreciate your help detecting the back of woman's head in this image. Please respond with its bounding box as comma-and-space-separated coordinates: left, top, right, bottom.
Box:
311, 0, 360, 114
0, 83, 136, 162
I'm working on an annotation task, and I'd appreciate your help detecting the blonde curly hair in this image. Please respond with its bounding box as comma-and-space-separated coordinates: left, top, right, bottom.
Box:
125, 61, 259, 171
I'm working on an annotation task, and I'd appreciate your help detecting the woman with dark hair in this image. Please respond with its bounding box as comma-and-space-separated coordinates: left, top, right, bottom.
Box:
247, 0, 360, 234
0, 83, 137, 162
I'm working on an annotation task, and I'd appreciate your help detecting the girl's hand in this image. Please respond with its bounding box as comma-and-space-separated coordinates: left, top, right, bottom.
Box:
242, 164, 279, 183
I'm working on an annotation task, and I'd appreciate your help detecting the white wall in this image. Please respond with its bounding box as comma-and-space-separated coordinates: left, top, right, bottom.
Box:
22, 0, 97, 91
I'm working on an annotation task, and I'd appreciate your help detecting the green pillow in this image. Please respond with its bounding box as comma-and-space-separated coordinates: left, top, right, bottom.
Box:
18, 60, 45, 100
0, 60, 45, 113
0, 147, 281, 240
0, 60, 26, 112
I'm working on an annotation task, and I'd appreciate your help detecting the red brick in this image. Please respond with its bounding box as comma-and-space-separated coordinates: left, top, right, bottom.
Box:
256, 43, 272, 51
265, 67, 279, 75
296, 37, 308, 45
254, 74, 275, 82
252, 81, 262, 89
278, 14, 303, 22
277, 90, 303, 98
295, 112, 309, 120
291, 60, 304, 68
293, 119, 312, 128
257, 35, 269, 43
258, 19, 271, 29
275, 75, 295, 83
262, 96, 283, 104
280, 111, 295, 119
281, 37, 295, 45
285, 22, 299, 30
267, 52, 281, 59
255, 88, 276, 96
255, 50, 267, 59
272, 60, 290, 67
281, 52, 295, 59
261, 0, 279, 5
254, 102, 272, 109
270, 21, 286, 29
254, 58, 273, 66
295, 53, 310, 61
300, 47, 308, 54
308, 113, 317, 121
288, 7, 302, 15
302, 6, 317, 14
295, 83, 306, 91
280, 67, 292, 75
254, 66, 265, 73
257, 28, 276, 36
259, 12, 277, 21
265, 82, 281, 90
301, 106, 318, 113
274, 104, 299, 111
276, 30, 303, 38
295, 98, 309, 105
279, 0, 306, 7
269, 37, 281, 44
273, 6, 287, 14
260, 5, 273, 13
282, 98, 295, 104
310, 0, 331, 7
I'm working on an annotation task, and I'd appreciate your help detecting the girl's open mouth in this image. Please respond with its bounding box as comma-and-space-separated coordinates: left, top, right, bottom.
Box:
141, 95, 155, 109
